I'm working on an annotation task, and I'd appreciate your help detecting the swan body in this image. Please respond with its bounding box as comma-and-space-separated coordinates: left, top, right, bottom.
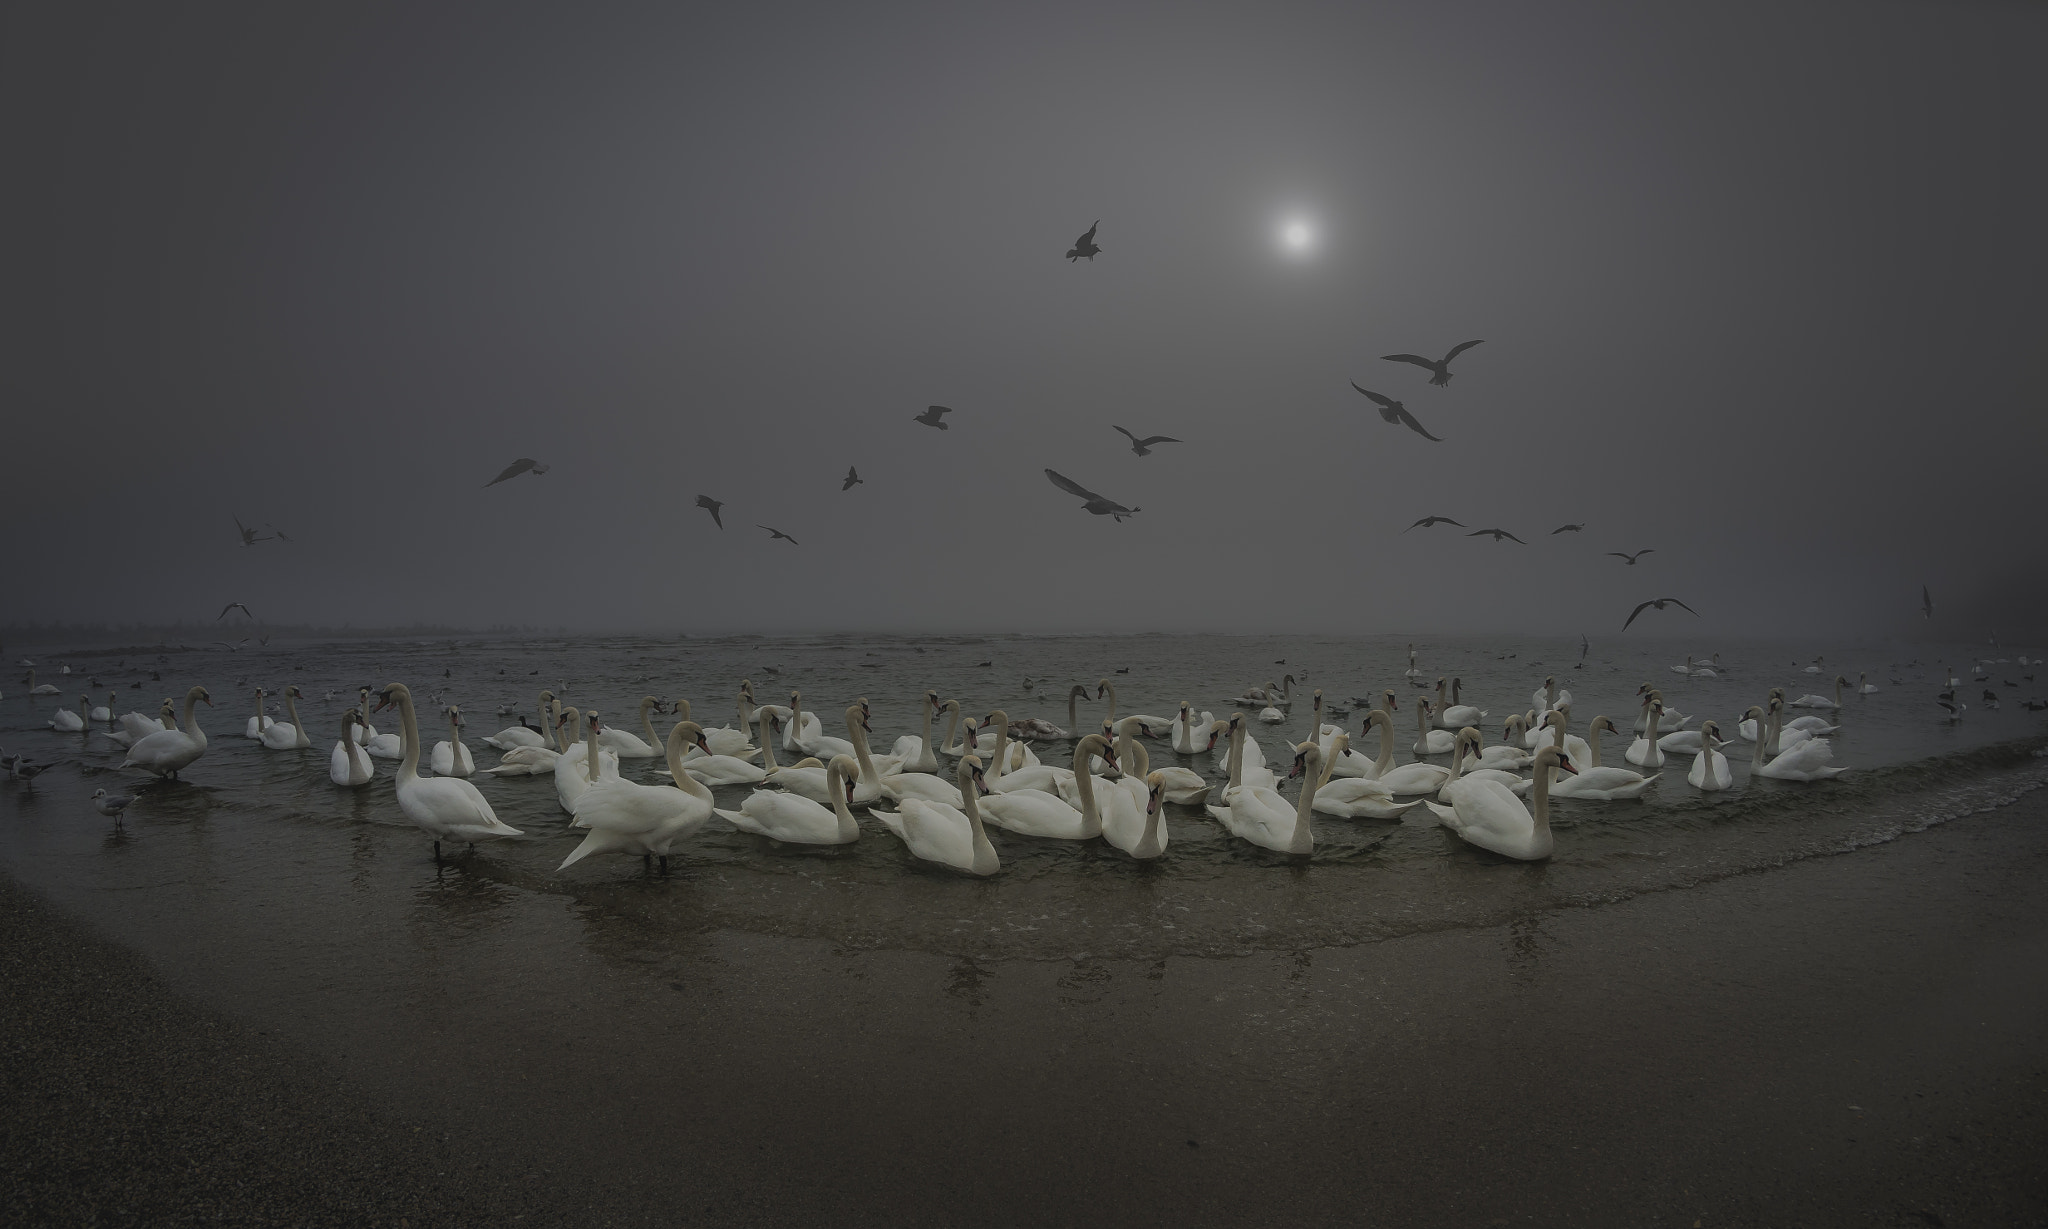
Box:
554, 708, 621, 812
329, 707, 375, 787
1432, 730, 1531, 805
109, 703, 173, 748
481, 745, 560, 776
1412, 698, 1454, 754
977, 733, 1099, 840
1434, 679, 1486, 729
121, 687, 211, 779
259, 687, 312, 750
48, 700, 85, 732
1790, 676, 1848, 709
595, 697, 667, 758
1207, 742, 1321, 854
1543, 717, 1653, 800
373, 683, 522, 855
1688, 721, 1733, 791
430, 706, 475, 777
1312, 734, 1424, 818
871, 756, 1001, 875
716, 755, 862, 845
1425, 746, 1575, 861
889, 693, 942, 773
1625, 703, 1669, 768
1752, 704, 1849, 781
563, 721, 716, 867
1170, 704, 1216, 755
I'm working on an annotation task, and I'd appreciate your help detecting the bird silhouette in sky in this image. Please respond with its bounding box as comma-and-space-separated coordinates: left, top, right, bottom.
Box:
1552, 524, 1584, 534
1045, 469, 1139, 521
1922, 584, 1934, 619
695, 495, 725, 529
1113, 426, 1181, 456
1468, 528, 1526, 544
1350, 385, 1442, 441
1622, 597, 1700, 630
485, 458, 548, 488
232, 516, 272, 547
757, 524, 799, 545
1608, 549, 1655, 565
1382, 340, 1484, 387
215, 602, 253, 623
1405, 516, 1465, 532
843, 466, 863, 491
1066, 221, 1101, 262
913, 405, 952, 430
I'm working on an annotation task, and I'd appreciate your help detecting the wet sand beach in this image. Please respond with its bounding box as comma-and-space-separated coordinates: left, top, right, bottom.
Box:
7, 779, 2045, 1227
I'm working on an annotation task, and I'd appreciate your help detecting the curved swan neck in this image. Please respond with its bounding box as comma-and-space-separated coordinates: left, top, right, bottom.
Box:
1098, 682, 1117, 726
939, 703, 961, 754
181, 689, 206, 740
393, 688, 422, 782
550, 695, 564, 751
252, 688, 264, 724
1073, 738, 1102, 828
989, 714, 1012, 780
1371, 713, 1394, 775
1530, 755, 1555, 839
827, 762, 858, 839
666, 723, 715, 803
1290, 747, 1318, 854
756, 709, 780, 771
847, 708, 879, 784
285, 689, 303, 743
1586, 721, 1605, 767
642, 698, 661, 750
1226, 721, 1245, 790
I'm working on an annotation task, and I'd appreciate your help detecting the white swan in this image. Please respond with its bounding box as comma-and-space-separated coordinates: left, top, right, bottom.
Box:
1624, 701, 1668, 768
592, 696, 666, 758
48, 695, 86, 732
889, 691, 942, 773
1232, 674, 1296, 707
1100, 743, 1169, 861
841, 705, 931, 803
716, 754, 862, 845
562, 721, 717, 870
1530, 676, 1572, 716
1474, 719, 1533, 770
1403, 647, 1424, 680
1431, 728, 1530, 804
692, 683, 760, 758
871, 755, 1001, 875
348, 687, 381, 745
329, 707, 375, 787
1094, 679, 1175, 734
553, 707, 621, 813
90, 691, 114, 723
1309, 693, 1374, 778
483, 690, 553, 750
1688, 720, 1733, 791
260, 686, 312, 750
1411, 696, 1455, 755
1434, 677, 1486, 729
27, 669, 60, 696
1529, 706, 1594, 767
1169, 702, 1216, 755
783, 691, 832, 755
1544, 716, 1654, 800
1631, 688, 1691, 732
1857, 672, 1880, 695
242, 686, 276, 739
1360, 709, 1453, 794
1753, 704, 1850, 781
1214, 713, 1280, 794
430, 705, 475, 776
1206, 741, 1321, 855
1314, 733, 1424, 818
979, 735, 1102, 842
109, 700, 174, 748
1790, 675, 1849, 709
121, 686, 212, 780
1425, 745, 1575, 861
371, 683, 521, 857
1102, 715, 1204, 807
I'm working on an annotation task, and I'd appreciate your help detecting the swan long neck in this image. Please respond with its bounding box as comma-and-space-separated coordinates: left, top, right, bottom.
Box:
252, 688, 264, 725
1530, 754, 1555, 840
847, 708, 879, 785
827, 762, 858, 840
1321, 734, 1350, 788
1073, 738, 1103, 829
642, 698, 661, 750
181, 688, 206, 742
1099, 681, 1118, 727
585, 713, 600, 778
957, 759, 993, 856
550, 695, 564, 751
1372, 713, 1394, 775
756, 709, 780, 771
394, 688, 422, 783
989, 713, 1012, 780
1586, 721, 1605, 768
940, 703, 962, 754
1290, 747, 1318, 855
1446, 735, 1466, 783
1834, 676, 1845, 705
1069, 687, 1081, 730
1226, 720, 1245, 790
920, 696, 935, 746
284, 689, 302, 742
665, 724, 715, 804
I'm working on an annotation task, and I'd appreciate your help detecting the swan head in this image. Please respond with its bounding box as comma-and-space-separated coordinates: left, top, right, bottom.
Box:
983, 709, 1009, 730
286, 685, 301, 699
1593, 716, 1621, 737
856, 697, 871, 719
668, 721, 711, 754
827, 754, 859, 791
843, 705, 870, 732
1145, 772, 1167, 814
372, 683, 408, 713
1360, 709, 1387, 732
1503, 714, 1524, 738
1287, 741, 1324, 780
1699, 720, 1721, 744
1095, 679, 1111, 699
1533, 746, 1578, 777
1741, 705, 1764, 721
446, 706, 463, 728
1457, 726, 1483, 750
1202, 720, 1228, 751
1179, 701, 1193, 718
957, 754, 990, 795
926, 690, 942, 711
1077, 733, 1116, 769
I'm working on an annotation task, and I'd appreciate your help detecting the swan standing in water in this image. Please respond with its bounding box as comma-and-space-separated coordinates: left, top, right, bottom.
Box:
121, 686, 212, 780
430, 706, 475, 776
372, 683, 521, 858
1426, 745, 1577, 861
1790, 675, 1849, 709
260, 686, 312, 750
1543, 716, 1654, 800
1207, 741, 1322, 855
562, 721, 717, 871
716, 754, 862, 845
872, 755, 1001, 876
329, 707, 375, 787
1688, 720, 1734, 791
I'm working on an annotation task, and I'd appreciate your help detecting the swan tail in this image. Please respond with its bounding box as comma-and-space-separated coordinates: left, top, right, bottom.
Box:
1422, 800, 1460, 827
557, 829, 630, 870
713, 809, 748, 825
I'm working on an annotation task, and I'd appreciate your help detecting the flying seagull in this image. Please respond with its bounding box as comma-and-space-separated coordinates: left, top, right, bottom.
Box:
1467, 528, 1526, 544
485, 458, 549, 488
757, 524, 799, 545
842, 466, 863, 491
1066, 221, 1101, 262
1607, 549, 1655, 565
1921, 585, 1934, 619
1622, 597, 1701, 631
1044, 469, 1140, 521
1404, 516, 1465, 532
1350, 384, 1442, 441
1113, 426, 1181, 456
233, 516, 272, 547
1381, 340, 1484, 387
913, 405, 952, 430
213, 638, 250, 652
695, 495, 725, 529
215, 602, 253, 623
1578, 633, 1590, 665
1551, 524, 1584, 534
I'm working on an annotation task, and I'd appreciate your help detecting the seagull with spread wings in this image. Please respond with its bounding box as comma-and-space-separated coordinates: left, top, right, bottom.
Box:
1404, 516, 1465, 532
1113, 426, 1180, 456
1921, 584, 1934, 619
1551, 524, 1584, 534
1467, 528, 1526, 544
1044, 469, 1140, 521
695, 495, 725, 529
1350, 384, 1443, 441
485, 458, 549, 488
913, 405, 952, 430
1381, 340, 1484, 387
1622, 598, 1700, 630
1608, 549, 1655, 565
1066, 221, 1101, 262
215, 602, 253, 623
233, 516, 272, 547
757, 524, 799, 545
843, 466, 863, 491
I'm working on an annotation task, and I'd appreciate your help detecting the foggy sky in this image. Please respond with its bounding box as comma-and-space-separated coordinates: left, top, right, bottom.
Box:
5, 1, 2044, 640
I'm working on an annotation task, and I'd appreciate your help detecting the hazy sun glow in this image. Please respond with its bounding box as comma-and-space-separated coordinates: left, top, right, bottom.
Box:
1279, 218, 1315, 256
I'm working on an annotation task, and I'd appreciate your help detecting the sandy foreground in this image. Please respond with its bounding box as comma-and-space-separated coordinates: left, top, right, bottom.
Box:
4, 787, 2046, 1228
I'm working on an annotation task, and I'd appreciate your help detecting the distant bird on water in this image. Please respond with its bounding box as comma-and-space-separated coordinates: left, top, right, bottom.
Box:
484, 458, 548, 488
1113, 426, 1181, 456
1467, 528, 1526, 544
233, 516, 272, 547
1381, 340, 1484, 387
1066, 221, 1102, 262
757, 524, 799, 545
913, 405, 952, 430
1405, 516, 1465, 532
695, 496, 725, 529
1608, 549, 1655, 565
215, 602, 253, 623
1350, 385, 1442, 441
1552, 524, 1585, 534
1622, 597, 1700, 630
842, 466, 863, 491
1921, 584, 1934, 619
1044, 469, 1139, 521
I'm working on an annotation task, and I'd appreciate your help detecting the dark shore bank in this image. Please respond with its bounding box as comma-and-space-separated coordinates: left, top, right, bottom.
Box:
5, 789, 2046, 1228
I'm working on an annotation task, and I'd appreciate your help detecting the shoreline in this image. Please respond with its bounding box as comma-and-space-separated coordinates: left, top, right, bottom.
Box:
5, 782, 2047, 1225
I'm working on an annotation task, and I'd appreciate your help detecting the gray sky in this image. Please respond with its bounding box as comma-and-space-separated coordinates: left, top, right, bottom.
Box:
5, 0, 2043, 639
